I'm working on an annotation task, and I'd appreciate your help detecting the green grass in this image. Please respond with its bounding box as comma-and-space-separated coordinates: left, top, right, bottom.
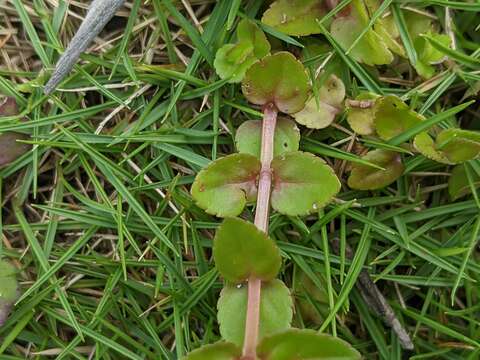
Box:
0, 1, 479, 359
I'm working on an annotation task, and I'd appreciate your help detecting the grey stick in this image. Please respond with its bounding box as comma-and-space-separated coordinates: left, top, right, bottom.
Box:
331, 238, 415, 350
44, 0, 126, 94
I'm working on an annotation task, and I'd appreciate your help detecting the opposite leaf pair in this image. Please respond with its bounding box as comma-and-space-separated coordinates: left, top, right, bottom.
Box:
191, 151, 340, 217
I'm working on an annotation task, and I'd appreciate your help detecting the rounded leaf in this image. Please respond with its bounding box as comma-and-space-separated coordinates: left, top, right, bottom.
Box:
271, 152, 340, 216
213, 217, 281, 282
413, 132, 452, 164
191, 154, 260, 217
235, 118, 300, 158
449, 165, 480, 201
436, 129, 480, 163
256, 328, 362, 360
330, 1, 393, 66
294, 75, 345, 129
218, 279, 293, 346
348, 149, 404, 190
261, 0, 328, 36
414, 129, 480, 165
374, 96, 424, 140
0, 260, 18, 326
242, 52, 309, 114
346, 93, 379, 135
183, 342, 241, 360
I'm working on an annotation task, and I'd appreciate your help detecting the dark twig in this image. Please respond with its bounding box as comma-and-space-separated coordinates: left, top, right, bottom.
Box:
44, 0, 126, 94
331, 238, 414, 350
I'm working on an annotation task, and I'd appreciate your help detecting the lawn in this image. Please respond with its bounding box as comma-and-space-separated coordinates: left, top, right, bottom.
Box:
0, 0, 479, 359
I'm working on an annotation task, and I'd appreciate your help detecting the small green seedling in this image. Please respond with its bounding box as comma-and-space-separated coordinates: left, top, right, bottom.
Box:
0, 97, 30, 168
214, 19, 270, 83
187, 49, 359, 359
0, 260, 18, 326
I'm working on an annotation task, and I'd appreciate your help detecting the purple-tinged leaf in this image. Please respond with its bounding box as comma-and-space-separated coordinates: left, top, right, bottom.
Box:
242, 52, 310, 114
348, 149, 404, 190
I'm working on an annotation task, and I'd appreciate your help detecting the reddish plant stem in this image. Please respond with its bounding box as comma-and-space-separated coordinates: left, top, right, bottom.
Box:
242, 103, 278, 360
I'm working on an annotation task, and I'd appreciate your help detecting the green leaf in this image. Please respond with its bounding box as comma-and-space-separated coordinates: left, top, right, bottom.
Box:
235, 118, 300, 158
261, 0, 328, 36
217, 279, 292, 346
214, 19, 270, 83
414, 32, 450, 78
449, 165, 480, 201
191, 154, 260, 217
294, 74, 345, 129
242, 52, 310, 114
183, 342, 241, 360
346, 92, 379, 135
256, 328, 362, 360
374, 95, 424, 140
436, 129, 480, 163
348, 149, 404, 190
271, 151, 340, 216
414, 129, 480, 164
213, 218, 281, 282
236, 19, 271, 58
413, 131, 452, 164
330, 0, 393, 66
0, 260, 18, 326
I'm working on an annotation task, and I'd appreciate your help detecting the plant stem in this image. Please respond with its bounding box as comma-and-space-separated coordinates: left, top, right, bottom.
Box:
242, 103, 278, 359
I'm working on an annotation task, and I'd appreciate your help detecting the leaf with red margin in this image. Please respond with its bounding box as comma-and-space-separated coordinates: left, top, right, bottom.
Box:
348, 149, 404, 190
242, 52, 310, 114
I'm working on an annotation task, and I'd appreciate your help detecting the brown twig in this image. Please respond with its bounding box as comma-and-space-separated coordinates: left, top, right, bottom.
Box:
331, 238, 414, 350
